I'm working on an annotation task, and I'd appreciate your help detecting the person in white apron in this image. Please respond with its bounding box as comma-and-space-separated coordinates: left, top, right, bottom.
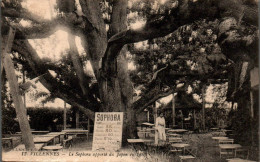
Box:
155, 112, 166, 145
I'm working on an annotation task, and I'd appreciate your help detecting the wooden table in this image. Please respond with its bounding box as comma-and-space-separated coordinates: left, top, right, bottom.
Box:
33, 136, 56, 145
37, 134, 61, 144
171, 143, 190, 154
42, 145, 63, 151
168, 133, 182, 137
168, 137, 182, 143
16, 131, 49, 135
48, 132, 67, 143
210, 128, 219, 131
127, 139, 153, 143
172, 143, 190, 148
219, 144, 242, 149
62, 129, 89, 140
226, 158, 257, 162
39, 134, 59, 137
222, 129, 233, 132
168, 129, 188, 134
219, 144, 241, 158
14, 143, 45, 151
141, 123, 155, 129
127, 139, 152, 153
48, 132, 67, 135
212, 136, 229, 140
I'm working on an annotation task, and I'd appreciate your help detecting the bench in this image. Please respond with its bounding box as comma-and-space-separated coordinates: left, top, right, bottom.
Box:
14, 143, 45, 151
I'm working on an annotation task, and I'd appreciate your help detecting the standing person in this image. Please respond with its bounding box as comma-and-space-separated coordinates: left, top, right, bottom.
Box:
155, 112, 166, 145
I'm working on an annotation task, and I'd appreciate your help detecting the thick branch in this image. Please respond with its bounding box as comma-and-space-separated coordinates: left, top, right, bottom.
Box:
50, 87, 95, 121
168, 69, 229, 80
79, 0, 107, 36
9, 12, 87, 39
134, 66, 229, 113
2, 8, 47, 23
134, 88, 174, 113
12, 40, 99, 117
68, 34, 90, 96
149, 66, 169, 83
78, 0, 107, 78
102, 0, 258, 76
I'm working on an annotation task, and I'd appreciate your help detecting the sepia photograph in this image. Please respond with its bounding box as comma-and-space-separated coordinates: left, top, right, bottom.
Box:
1, 0, 259, 161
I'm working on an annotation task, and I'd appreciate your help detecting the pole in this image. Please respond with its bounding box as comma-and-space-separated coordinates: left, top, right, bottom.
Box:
87, 118, 90, 131
181, 110, 183, 129
172, 94, 175, 128
250, 90, 254, 118
63, 102, 67, 130
147, 110, 149, 122
23, 69, 26, 113
202, 84, 206, 131
193, 109, 196, 130
76, 110, 79, 128
2, 28, 34, 149
250, 90, 254, 146
154, 103, 157, 123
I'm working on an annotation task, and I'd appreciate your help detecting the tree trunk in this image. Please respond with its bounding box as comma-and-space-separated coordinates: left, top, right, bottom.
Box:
91, 0, 137, 143
98, 49, 137, 143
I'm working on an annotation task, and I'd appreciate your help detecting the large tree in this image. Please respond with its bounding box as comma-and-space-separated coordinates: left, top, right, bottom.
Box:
1, 0, 258, 145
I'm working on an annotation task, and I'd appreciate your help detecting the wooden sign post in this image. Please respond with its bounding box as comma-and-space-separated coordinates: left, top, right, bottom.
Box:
92, 112, 123, 151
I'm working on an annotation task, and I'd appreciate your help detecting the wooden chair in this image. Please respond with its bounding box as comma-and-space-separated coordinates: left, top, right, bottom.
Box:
220, 148, 234, 158
235, 147, 249, 159
179, 147, 197, 162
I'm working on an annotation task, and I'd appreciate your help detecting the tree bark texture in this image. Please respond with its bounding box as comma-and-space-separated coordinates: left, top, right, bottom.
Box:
98, 0, 137, 140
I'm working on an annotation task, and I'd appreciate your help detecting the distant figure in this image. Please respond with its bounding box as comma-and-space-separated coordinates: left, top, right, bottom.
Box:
155, 112, 166, 145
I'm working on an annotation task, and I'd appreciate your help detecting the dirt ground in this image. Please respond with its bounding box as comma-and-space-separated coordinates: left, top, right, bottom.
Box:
70, 133, 258, 162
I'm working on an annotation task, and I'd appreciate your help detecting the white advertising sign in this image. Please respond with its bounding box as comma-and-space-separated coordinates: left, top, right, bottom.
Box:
92, 112, 124, 151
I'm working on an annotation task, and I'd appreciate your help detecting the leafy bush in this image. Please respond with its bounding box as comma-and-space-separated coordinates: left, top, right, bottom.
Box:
1, 76, 19, 134
2, 107, 20, 134
27, 107, 66, 131
205, 107, 228, 129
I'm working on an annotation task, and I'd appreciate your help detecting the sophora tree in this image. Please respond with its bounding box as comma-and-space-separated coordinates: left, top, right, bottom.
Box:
1, 0, 258, 141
